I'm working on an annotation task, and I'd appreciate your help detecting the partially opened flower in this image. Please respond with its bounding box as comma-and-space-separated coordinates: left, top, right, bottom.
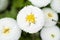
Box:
42, 8, 58, 27
17, 5, 45, 33
51, 0, 60, 13
40, 26, 60, 40
0, 0, 8, 11
29, 0, 51, 7
0, 18, 21, 40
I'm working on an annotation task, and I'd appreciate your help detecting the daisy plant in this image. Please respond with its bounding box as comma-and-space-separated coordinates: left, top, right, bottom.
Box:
17, 5, 45, 33
40, 26, 60, 40
42, 8, 58, 27
0, 18, 21, 40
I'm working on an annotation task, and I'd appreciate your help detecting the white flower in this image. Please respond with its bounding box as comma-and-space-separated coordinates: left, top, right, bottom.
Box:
17, 5, 45, 33
40, 26, 60, 40
51, 0, 60, 13
42, 8, 58, 27
0, 18, 21, 40
29, 0, 51, 7
0, 0, 8, 11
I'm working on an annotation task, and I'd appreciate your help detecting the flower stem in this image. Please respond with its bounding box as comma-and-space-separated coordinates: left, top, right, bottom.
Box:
31, 32, 39, 40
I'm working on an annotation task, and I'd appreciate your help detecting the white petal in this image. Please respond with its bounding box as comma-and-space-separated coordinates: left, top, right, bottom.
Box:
42, 8, 58, 27
17, 5, 45, 33
40, 26, 60, 40
51, 0, 60, 13
0, 0, 8, 11
29, 0, 51, 7
0, 18, 21, 40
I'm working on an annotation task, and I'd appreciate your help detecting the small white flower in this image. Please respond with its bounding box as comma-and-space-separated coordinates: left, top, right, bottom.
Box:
29, 0, 51, 7
51, 0, 60, 13
0, 0, 8, 11
40, 26, 60, 40
17, 5, 45, 33
42, 8, 58, 27
0, 18, 21, 40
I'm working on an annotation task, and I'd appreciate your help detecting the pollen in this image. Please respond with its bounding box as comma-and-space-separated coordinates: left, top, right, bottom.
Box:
48, 13, 53, 18
51, 34, 55, 38
26, 13, 35, 24
3, 27, 10, 35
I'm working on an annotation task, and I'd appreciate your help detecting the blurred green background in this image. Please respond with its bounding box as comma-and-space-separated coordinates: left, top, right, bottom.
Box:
0, 0, 60, 40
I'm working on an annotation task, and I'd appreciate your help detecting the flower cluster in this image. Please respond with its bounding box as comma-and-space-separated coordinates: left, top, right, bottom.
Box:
0, 0, 60, 40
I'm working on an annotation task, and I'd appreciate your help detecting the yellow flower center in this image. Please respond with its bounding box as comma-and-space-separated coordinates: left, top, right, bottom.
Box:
3, 27, 10, 35
51, 34, 55, 38
48, 13, 53, 18
26, 13, 35, 24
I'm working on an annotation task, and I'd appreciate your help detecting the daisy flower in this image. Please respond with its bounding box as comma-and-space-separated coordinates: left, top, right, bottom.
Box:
29, 0, 51, 7
51, 0, 60, 13
42, 8, 58, 27
0, 18, 21, 40
40, 26, 60, 40
0, 0, 8, 11
17, 5, 45, 33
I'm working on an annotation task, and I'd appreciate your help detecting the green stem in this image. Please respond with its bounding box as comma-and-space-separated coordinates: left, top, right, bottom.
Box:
31, 32, 40, 40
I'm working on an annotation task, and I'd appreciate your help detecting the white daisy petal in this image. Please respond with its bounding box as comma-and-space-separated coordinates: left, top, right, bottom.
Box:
17, 5, 45, 33
0, 18, 21, 40
42, 8, 58, 27
0, 0, 8, 11
29, 0, 51, 7
59, 29, 60, 40
40, 26, 60, 40
51, 0, 60, 13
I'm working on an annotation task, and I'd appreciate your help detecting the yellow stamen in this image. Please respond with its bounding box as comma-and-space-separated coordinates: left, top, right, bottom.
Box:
26, 13, 35, 24
48, 13, 53, 18
3, 27, 10, 35
51, 34, 55, 38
